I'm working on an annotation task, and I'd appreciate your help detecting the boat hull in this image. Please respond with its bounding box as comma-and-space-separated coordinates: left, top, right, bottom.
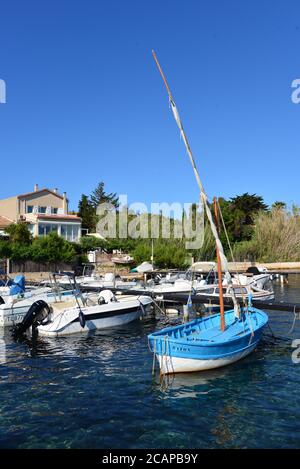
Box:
0, 290, 75, 328
38, 296, 153, 337
0, 304, 32, 327
148, 308, 268, 374
39, 308, 142, 337
156, 342, 257, 374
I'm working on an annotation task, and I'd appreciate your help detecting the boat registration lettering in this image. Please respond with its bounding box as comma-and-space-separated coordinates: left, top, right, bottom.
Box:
173, 346, 190, 353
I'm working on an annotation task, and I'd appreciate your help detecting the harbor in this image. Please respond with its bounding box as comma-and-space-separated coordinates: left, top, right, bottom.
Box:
0, 275, 300, 449
1, 0, 300, 457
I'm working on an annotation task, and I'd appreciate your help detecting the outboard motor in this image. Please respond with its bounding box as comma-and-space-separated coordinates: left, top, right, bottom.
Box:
246, 266, 261, 276
12, 300, 51, 338
9, 275, 25, 296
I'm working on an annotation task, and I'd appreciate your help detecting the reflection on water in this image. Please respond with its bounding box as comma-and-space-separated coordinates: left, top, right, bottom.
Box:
0, 277, 300, 448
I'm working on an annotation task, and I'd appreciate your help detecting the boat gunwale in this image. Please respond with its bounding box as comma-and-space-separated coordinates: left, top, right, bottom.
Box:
148, 307, 268, 348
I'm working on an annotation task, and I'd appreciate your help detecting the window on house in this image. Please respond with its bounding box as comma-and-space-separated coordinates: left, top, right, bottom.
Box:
51, 207, 58, 214
61, 224, 80, 242
38, 206, 47, 214
27, 205, 33, 213
38, 224, 58, 236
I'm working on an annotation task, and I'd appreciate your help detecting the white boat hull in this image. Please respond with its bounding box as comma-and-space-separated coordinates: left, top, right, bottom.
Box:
0, 289, 74, 328
38, 295, 152, 337
0, 304, 32, 327
39, 310, 142, 337
156, 343, 257, 374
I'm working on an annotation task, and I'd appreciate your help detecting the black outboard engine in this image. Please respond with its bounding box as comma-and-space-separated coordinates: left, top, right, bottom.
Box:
12, 300, 51, 338
246, 266, 261, 276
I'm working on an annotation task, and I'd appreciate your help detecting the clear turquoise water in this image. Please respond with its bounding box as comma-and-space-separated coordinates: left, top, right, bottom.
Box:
1, 277, 300, 449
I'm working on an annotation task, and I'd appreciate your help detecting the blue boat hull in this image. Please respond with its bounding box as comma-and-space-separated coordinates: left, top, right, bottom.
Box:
148, 307, 268, 374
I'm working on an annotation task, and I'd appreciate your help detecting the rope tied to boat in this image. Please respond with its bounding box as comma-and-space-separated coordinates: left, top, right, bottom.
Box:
287, 305, 300, 335
152, 337, 157, 375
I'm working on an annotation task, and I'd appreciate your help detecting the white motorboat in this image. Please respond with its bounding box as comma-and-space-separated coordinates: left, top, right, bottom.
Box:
0, 285, 76, 327
80, 272, 137, 290
13, 288, 153, 337
196, 283, 274, 311
134, 277, 207, 296
230, 272, 271, 291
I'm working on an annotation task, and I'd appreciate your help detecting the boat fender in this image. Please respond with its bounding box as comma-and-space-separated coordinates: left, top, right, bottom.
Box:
78, 310, 86, 328
0, 296, 4, 305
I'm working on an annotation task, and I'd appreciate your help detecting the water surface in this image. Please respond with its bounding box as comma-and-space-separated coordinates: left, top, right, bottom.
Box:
1, 276, 300, 448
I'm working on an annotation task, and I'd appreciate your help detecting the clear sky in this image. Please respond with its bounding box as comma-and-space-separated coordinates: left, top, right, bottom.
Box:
0, 0, 299, 211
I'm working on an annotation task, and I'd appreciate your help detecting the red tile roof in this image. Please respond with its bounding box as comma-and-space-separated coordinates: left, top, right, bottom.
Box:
0, 215, 13, 229
17, 188, 64, 200
36, 214, 81, 221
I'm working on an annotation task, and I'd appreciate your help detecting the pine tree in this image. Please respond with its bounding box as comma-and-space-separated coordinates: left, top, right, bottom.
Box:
90, 182, 119, 209
78, 194, 97, 232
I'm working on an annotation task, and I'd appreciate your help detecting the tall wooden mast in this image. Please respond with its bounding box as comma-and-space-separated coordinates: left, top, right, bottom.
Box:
214, 197, 225, 331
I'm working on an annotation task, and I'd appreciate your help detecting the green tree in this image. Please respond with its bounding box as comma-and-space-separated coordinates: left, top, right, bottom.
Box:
228, 193, 268, 242
132, 239, 188, 269
5, 222, 32, 244
272, 201, 286, 210
90, 181, 119, 209
31, 233, 77, 263
80, 235, 106, 252
78, 194, 98, 232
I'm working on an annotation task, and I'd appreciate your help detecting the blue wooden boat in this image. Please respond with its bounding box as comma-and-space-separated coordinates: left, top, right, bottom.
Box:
150, 52, 269, 374
148, 307, 268, 374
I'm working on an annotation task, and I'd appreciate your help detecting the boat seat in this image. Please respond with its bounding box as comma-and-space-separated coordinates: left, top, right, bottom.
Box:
52, 299, 78, 310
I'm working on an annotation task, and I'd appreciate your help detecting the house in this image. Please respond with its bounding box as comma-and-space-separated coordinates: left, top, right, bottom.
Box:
0, 184, 81, 242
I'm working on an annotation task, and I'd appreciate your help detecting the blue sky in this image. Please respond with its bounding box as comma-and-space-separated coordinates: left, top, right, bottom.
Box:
0, 0, 299, 211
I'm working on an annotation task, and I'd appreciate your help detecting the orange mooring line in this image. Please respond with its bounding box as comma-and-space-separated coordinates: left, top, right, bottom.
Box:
214, 197, 225, 331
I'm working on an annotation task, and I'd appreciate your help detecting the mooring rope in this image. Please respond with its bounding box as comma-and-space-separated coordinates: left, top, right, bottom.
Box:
287, 305, 299, 335
152, 338, 157, 375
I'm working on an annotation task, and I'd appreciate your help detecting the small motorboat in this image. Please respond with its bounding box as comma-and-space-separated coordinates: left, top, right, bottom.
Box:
0, 277, 76, 328
13, 274, 153, 337
80, 272, 137, 290
111, 255, 134, 265
0, 274, 26, 299
196, 283, 274, 313
135, 278, 207, 296
230, 266, 272, 291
